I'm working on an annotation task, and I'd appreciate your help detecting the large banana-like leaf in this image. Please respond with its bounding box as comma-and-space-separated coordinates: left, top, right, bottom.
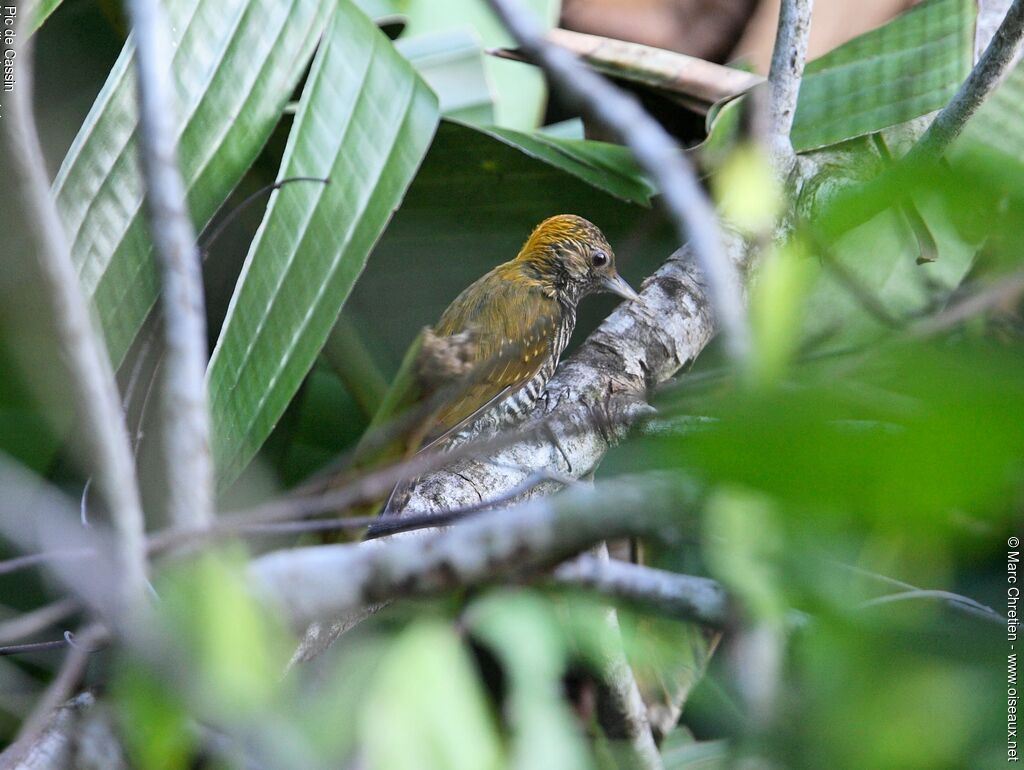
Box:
396, 28, 496, 124
52, 0, 331, 365
477, 124, 656, 206
207, 2, 439, 486
399, 0, 560, 130
792, 0, 974, 151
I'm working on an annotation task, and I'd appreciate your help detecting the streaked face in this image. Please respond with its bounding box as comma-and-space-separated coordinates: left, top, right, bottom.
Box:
541, 215, 641, 302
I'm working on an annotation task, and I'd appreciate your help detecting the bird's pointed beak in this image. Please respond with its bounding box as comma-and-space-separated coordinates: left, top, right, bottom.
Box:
602, 272, 644, 305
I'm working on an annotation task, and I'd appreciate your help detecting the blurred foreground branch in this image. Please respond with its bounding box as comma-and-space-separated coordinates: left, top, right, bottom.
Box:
126, 0, 214, 529
251, 476, 695, 629
3, 32, 148, 610
594, 605, 664, 770
554, 555, 730, 627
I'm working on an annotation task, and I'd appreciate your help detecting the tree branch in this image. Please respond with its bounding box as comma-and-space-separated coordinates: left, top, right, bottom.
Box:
15, 625, 108, 750
553, 555, 729, 628
0, 600, 79, 646
484, 0, 750, 359
593, 606, 664, 770
126, 0, 214, 529
912, 0, 1024, 160
3, 29, 148, 610
766, 0, 814, 174
250, 475, 696, 630
0, 692, 128, 770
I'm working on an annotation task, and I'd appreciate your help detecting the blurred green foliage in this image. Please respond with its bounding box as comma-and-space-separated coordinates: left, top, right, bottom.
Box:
1, 0, 1022, 768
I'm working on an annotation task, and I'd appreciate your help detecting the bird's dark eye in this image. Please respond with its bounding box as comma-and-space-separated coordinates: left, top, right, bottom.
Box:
591, 250, 608, 268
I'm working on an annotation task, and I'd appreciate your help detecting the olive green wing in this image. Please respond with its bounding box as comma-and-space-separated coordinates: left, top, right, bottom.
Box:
354, 271, 558, 467
428, 276, 560, 441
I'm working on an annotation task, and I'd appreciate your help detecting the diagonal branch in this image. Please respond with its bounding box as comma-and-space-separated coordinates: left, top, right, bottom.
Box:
912, 0, 1024, 160
3, 30, 148, 611
397, 242, 742, 515
125, 0, 213, 529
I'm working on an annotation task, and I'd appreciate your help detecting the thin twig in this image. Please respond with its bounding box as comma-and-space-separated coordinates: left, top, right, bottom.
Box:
766, 0, 814, 175
199, 177, 330, 261
0, 463, 582, 573
3, 27, 148, 609
553, 555, 729, 627
0, 639, 70, 657
148, 415, 562, 552
911, 269, 1024, 336
912, 0, 1024, 160
484, 0, 749, 360
15, 625, 107, 746
834, 559, 1006, 625
0, 693, 100, 770
0, 421, 596, 569
365, 468, 579, 538
858, 589, 1005, 624
0, 600, 79, 645
126, 0, 213, 530
0, 549, 94, 577
870, 134, 938, 264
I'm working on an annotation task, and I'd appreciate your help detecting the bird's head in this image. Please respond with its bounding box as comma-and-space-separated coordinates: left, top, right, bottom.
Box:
515, 214, 642, 304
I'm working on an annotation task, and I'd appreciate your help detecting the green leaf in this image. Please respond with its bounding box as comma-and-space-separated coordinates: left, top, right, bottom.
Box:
398, 0, 561, 130
53, 0, 331, 365
354, 0, 407, 36
396, 28, 496, 124
704, 489, 787, 621
22, 0, 64, 37
792, 0, 974, 152
658, 344, 1024, 532
207, 2, 438, 485
662, 737, 729, 770
363, 622, 504, 770
466, 123, 656, 206
157, 554, 288, 716
114, 664, 195, 770
805, 183, 979, 346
